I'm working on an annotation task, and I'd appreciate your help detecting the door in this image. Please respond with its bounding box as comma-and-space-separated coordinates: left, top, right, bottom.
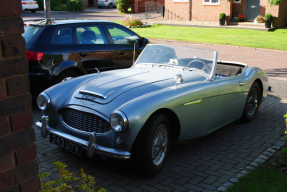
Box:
75, 24, 118, 73
105, 24, 144, 69
209, 76, 246, 132
246, 0, 260, 21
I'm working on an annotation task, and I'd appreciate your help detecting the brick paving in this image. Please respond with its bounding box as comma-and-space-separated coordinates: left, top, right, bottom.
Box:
33, 94, 287, 191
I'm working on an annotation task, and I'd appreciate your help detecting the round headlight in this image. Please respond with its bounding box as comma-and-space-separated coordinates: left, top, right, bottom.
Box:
37, 93, 51, 110
110, 111, 128, 132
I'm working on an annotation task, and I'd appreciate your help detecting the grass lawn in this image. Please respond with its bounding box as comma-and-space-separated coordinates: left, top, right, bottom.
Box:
128, 25, 287, 51
226, 163, 287, 192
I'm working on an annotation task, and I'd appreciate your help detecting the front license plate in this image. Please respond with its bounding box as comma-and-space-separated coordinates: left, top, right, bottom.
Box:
50, 133, 82, 156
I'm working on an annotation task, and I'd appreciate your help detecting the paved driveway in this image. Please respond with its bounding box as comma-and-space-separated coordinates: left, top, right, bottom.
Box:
33, 94, 287, 192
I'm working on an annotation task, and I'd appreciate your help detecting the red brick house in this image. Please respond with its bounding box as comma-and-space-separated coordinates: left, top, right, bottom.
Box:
164, 0, 287, 27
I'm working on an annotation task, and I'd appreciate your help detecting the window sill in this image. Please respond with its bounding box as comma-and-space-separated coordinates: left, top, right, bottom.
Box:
202, 3, 219, 5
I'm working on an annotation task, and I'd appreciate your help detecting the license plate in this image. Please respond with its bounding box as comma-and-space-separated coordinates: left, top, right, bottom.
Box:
50, 133, 82, 156
100, 1, 104, 3
29, 2, 33, 4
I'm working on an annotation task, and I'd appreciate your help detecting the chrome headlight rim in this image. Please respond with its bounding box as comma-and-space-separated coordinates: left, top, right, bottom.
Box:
37, 92, 51, 111
110, 111, 128, 132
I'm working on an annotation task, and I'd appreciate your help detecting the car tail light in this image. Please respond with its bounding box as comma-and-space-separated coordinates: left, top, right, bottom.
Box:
22, 2, 28, 4
34, 2, 38, 4
25, 51, 44, 61
105, 0, 108, 2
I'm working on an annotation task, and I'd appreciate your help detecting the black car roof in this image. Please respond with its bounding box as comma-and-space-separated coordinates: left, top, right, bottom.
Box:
24, 19, 111, 26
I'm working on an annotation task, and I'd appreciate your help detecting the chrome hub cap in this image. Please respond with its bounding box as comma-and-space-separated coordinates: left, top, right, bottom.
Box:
152, 124, 168, 166
247, 88, 258, 116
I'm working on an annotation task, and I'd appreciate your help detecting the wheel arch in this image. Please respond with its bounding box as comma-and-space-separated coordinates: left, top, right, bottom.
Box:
254, 78, 263, 104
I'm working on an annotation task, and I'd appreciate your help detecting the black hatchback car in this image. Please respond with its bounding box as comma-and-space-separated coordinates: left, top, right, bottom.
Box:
23, 19, 149, 96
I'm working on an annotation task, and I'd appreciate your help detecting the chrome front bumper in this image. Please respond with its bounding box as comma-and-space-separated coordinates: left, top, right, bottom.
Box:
36, 116, 131, 160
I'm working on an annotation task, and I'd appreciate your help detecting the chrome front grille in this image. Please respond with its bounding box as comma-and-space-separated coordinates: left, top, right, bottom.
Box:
60, 108, 111, 133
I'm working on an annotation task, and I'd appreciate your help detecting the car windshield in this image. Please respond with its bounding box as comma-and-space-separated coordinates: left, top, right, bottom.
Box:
135, 44, 217, 78
22, 25, 44, 46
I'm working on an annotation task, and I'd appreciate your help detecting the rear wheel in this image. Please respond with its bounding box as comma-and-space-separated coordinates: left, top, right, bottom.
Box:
31, 10, 36, 13
54, 71, 79, 84
241, 82, 261, 123
132, 113, 171, 176
108, 3, 113, 8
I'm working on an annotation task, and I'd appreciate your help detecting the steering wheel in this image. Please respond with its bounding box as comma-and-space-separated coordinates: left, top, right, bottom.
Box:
187, 60, 211, 73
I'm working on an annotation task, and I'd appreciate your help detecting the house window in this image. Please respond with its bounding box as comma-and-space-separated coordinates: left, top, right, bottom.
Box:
233, 0, 241, 3
203, 0, 219, 5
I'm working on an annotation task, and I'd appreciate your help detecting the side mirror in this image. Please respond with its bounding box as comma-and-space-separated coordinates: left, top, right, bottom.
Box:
142, 37, 149, 45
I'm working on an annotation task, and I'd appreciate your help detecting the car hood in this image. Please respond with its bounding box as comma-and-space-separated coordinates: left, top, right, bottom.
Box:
74, 67, 207, 104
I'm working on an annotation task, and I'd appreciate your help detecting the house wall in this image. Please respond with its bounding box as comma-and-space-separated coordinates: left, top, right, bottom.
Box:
192, 0, 232, 21
278, 0, 287, 27
0, 0, 40, 191
232, 0, 247, 18
164, 0, 232, 21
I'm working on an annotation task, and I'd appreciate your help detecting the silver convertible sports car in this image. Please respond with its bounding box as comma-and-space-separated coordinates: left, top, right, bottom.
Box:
36, 45, 273, 175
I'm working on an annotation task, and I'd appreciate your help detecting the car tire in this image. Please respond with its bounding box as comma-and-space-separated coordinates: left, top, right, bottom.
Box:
241, 82, 261, 123
54, 70, 79, 84
132, 113, 171, 176
31, 10, 36, 13
98, 6, 102, 9
108, 3, 113, 8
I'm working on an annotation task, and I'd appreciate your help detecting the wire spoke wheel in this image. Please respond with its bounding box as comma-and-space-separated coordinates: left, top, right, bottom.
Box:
246, 87, 258, 116
152, 124, 168, 166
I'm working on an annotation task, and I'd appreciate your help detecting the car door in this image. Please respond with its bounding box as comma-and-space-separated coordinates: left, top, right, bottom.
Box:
51, 26, 76, 73
104, 24, 145, 69
74, 24, 118, 73
209, 75, 246, 132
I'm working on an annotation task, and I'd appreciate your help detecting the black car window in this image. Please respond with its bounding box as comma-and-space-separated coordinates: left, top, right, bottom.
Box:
106, 25, 139, 45
76, 25, 108, 44
22, 25, 44, 46
53, 27, 73, 44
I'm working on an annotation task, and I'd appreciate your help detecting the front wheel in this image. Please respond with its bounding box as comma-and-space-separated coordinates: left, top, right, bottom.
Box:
31, 10, 36, 13
132, 113, 171, 176
241, 82, 261, 123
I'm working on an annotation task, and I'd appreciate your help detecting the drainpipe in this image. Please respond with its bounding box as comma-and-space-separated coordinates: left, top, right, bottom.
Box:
188, 0, 191, 21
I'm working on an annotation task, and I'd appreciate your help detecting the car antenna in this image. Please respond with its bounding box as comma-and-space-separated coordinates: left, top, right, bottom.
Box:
133, 42, 136, 64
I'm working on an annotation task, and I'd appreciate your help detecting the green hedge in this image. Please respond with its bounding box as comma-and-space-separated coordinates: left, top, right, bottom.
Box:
36, 0, 69, 11
65, 0, 84, 12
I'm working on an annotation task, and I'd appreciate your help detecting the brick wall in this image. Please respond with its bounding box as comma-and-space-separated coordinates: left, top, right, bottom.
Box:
164, 0, 232, 21
0, 0, 40, 191
232, 0, 247, 18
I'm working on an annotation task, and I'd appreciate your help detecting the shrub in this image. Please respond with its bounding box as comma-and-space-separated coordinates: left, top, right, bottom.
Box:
36, 0, 69, 11
115, 0, 132, 13
280, 148, 287, 159
65, 0, 84, 12
53, 4, 66, 11
265, 14, 273, 21
121, 15, 143, 27
40, 161, 106, 192
219, 13, 226, 19
267, 0, 281, 6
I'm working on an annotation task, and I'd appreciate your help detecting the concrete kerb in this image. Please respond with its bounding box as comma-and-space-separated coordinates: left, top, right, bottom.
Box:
216, 135, 287, 192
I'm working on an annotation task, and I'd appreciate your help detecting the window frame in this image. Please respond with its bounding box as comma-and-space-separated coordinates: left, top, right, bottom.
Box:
233, 0, 241, 3
75, 24, 109, 45
105, 24, 140, 45
52, 26, 74, 45
202, 0, 219, 5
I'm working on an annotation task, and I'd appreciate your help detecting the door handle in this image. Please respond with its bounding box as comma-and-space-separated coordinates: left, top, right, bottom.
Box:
238, 82, 244, 86
79, 52, 87, 57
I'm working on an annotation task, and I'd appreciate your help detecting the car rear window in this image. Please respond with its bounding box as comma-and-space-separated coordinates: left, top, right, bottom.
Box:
22, 25, 44, 45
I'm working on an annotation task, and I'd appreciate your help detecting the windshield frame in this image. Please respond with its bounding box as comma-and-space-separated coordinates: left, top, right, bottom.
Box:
134, 44, 218, 81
